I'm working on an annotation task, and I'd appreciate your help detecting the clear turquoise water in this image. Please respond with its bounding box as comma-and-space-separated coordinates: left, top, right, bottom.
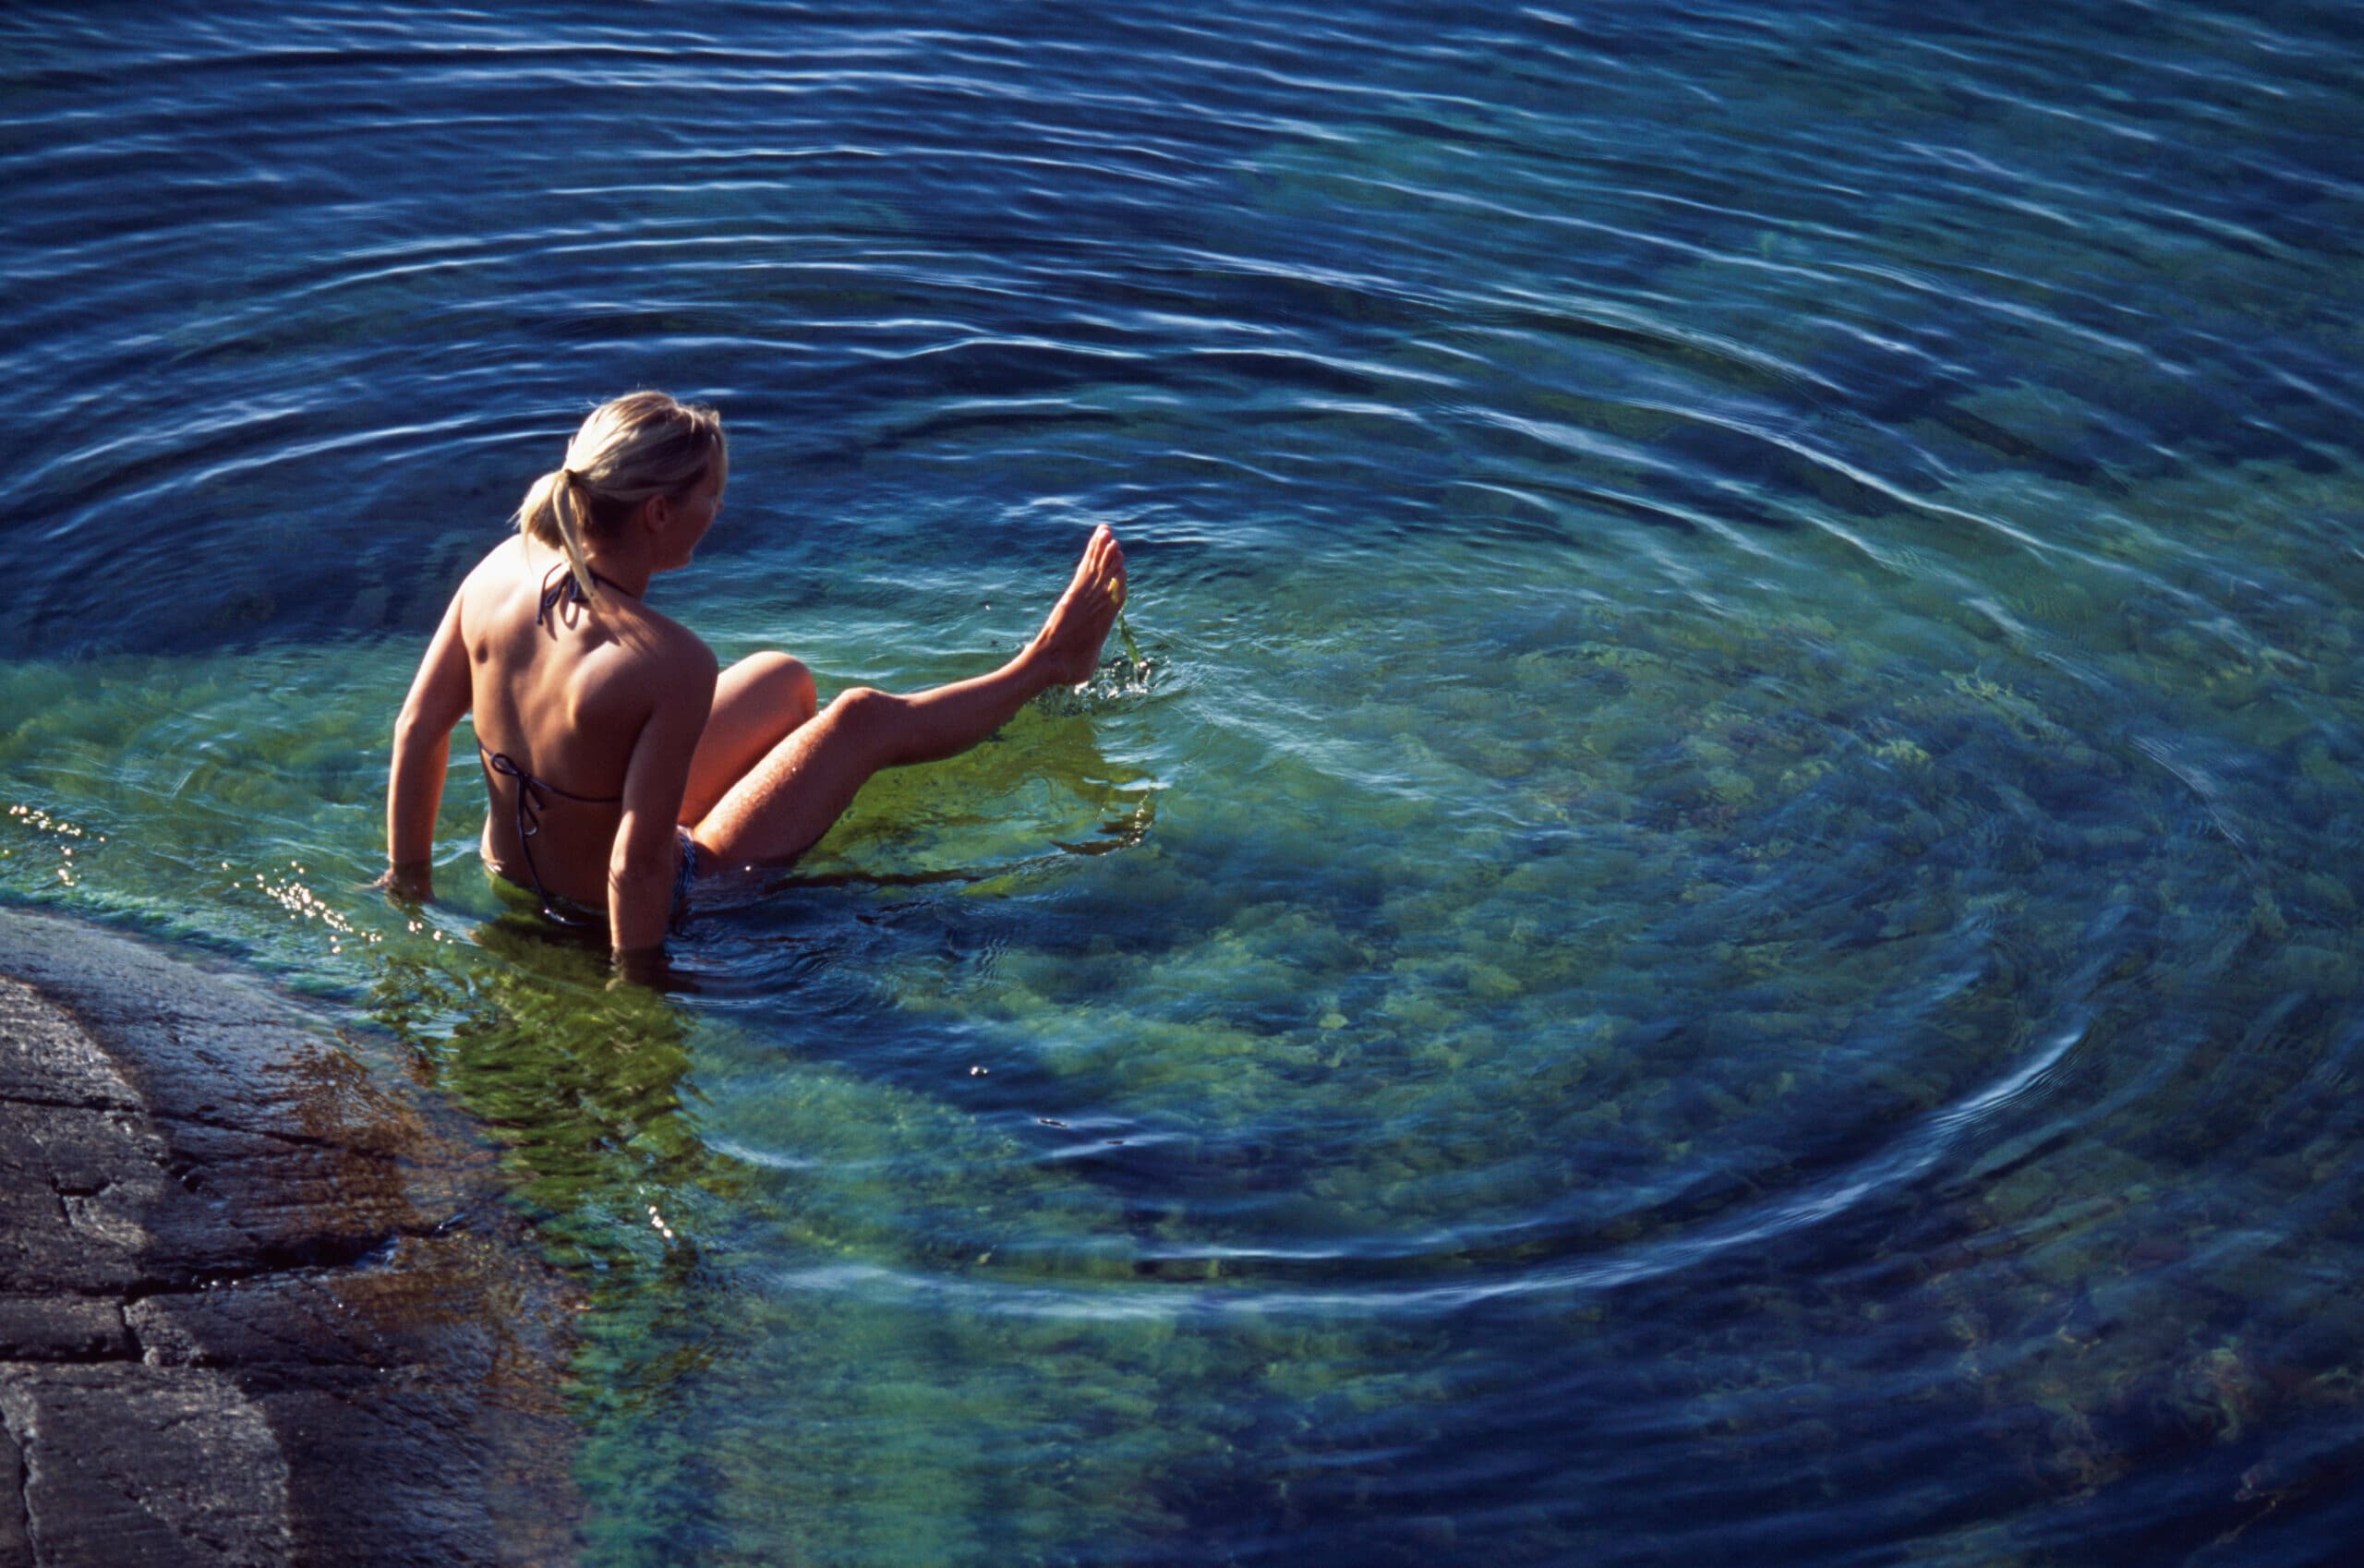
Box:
6, 3, 2364, 1562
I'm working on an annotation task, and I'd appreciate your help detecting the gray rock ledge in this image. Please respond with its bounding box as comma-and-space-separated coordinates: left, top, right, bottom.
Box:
0, 909, 577, 1568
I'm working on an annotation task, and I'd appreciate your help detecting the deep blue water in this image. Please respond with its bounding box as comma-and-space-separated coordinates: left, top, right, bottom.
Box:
6, 2, 2364, 1563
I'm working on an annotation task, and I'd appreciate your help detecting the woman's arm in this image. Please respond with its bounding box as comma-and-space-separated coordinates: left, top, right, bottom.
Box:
608, 645, 719, 966
383, 590, 473, 897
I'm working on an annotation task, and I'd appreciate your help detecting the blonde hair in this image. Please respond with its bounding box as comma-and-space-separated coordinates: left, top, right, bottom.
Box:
513, 392, 727, 603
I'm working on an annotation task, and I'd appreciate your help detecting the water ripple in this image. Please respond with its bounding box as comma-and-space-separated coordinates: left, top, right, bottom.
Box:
8, 2, 2364, 1560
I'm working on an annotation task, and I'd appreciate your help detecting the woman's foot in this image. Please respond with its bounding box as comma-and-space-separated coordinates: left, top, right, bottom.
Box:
1028, 525, 1128, 688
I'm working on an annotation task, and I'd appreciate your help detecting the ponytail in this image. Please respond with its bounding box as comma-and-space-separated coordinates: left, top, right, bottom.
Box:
513, 467, 602, 605
550, 467, 601, 605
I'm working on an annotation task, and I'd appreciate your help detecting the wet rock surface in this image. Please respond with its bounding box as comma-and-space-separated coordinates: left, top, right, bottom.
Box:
0, 910, 575, 1567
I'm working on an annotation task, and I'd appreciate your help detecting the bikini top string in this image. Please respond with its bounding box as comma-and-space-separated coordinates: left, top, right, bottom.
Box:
485, 561, 638, 925
536, 562, 636, 631
476, 746, 616, 926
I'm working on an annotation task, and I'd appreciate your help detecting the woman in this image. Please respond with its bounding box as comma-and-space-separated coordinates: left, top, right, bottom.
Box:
382, 391, 1127, 970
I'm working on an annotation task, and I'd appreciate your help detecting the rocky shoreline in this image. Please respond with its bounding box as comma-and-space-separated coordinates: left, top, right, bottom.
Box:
0, 909, 576, 1567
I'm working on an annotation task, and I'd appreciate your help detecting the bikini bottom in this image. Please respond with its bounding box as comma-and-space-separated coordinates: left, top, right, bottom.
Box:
490, 827, 700, 933
672, 826, 700, 919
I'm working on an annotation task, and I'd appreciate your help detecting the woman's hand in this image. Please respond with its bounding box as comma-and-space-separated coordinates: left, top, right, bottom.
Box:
374, 860, 434, 904
610, 945, 669, 990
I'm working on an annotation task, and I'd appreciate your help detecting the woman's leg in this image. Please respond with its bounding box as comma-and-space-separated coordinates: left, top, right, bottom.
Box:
692, 525, 1126, 870
680, 652, 820, 826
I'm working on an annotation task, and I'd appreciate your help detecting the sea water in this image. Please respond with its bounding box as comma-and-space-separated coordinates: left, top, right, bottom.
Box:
5, 2, 2363, 1562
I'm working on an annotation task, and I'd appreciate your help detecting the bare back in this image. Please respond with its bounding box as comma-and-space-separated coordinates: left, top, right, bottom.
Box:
457, 537, 713, 907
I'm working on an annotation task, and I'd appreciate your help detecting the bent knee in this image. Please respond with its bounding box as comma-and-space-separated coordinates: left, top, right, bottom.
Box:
827, 685, 892, 727
741, 651, 819, 722
782, 659, 818, 721
819, 685, 921, 768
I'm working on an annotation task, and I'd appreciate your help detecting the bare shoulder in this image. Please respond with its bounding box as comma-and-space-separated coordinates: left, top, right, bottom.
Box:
463, 535, 525, 582
456, 536, 524, 590
597, 598, 719, 702
640, 600, 718, 666
452, 537, 530, 624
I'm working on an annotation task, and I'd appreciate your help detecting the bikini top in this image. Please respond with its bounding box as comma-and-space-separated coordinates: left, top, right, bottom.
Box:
477, 562, 634, 925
